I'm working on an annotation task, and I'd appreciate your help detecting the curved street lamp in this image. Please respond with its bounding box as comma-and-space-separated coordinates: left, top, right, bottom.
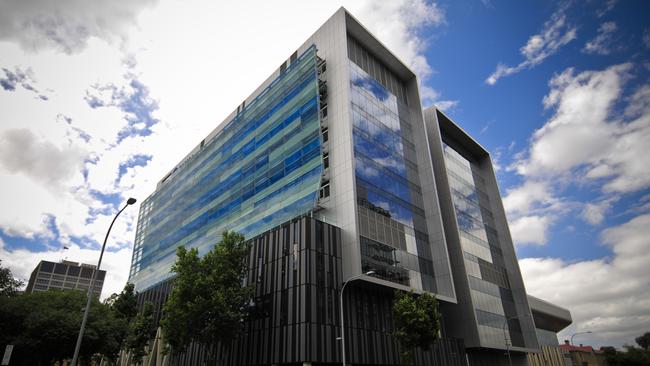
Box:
571, 331, 593, 346
71, 197, 137, 366
339, 270, 375, 366
502, 313, 531, 366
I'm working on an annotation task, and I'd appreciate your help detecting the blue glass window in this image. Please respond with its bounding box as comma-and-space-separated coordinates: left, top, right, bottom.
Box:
130, 46, 323, 291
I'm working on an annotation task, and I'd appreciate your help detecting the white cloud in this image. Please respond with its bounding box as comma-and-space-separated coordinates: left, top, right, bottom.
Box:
513, 63, 650, 194
0, 128, 87, 188
354, 0, 443, 79
0, 169, 135, 248
581, 199, 614, 226
504, 62, 650, 246
502, 181, 565, 247
509, 215, 551, 246
0, 237, 132, 300
583, 22, 617, 55
433, 100, 459, 112
520, 213, 650, 348
0, 0, 446, 291
0, 0, 157, 54
0, 39, 144, 247
597, 0, 618, 18
352, 1, 455, 107
503, 180, 554, 216
419, 85, 458, 111
486, 4, 577, 85
499, 57, 650, 350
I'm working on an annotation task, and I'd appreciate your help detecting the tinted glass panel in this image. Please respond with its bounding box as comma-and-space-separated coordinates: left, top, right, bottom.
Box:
54, 263, 67, 275
130, 46, 322, 291
80, 267, 94, 279
40, 261, 54, 273
443, 142, 527, 347
349, 61, 434, 290
67, 266, 80, 276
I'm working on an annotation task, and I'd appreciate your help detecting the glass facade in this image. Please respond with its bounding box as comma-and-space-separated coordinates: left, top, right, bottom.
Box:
130, 46, 324, 291
442, 143, 525, 347
348, 45, 436, 291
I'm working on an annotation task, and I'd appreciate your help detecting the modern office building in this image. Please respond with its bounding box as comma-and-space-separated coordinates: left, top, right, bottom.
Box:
129, 7, 558, 365
424, 107, 540, 364
25, 260, 105, 297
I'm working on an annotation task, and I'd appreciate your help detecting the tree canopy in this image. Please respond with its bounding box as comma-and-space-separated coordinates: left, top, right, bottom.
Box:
125, 301, 156, 363
392, 290, 442, 364
0, 259, 23, 298
161, 231, 252, 356
601, 331, 650, 366
636, 331, 650, 351
0, 282, 138, 365
105, 282, 138, 320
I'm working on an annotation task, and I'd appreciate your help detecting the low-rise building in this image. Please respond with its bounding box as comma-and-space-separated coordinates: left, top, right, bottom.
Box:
25, 260, 105, 298
559, 341, 608, 366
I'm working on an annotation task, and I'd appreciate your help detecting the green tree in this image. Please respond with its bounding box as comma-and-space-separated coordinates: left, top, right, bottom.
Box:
0, 259, 23, 297
105, 282, 138, 320
636, 331, 650, 351
0, 289, 128, 365
97, 283, 140, 362
392, 290, 442, 365
161, 231, 252, 359
602, 333, 650, 366
0, 282, 137, 365
601, 346, 620, 366
619, 345, 650, 366
125, 301, 156, 364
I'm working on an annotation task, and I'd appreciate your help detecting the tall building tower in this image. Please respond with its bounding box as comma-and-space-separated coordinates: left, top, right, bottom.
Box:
424, 107, 540, 364
25, 260, 105, 298
129, 8, 543, 365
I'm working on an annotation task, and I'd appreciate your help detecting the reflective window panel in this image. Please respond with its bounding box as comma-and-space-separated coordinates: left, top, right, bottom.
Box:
130, 46, 323, 291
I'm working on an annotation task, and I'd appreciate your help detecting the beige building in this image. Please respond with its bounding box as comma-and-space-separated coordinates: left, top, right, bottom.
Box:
25, 260, 105, 297
559, 341, 608, 366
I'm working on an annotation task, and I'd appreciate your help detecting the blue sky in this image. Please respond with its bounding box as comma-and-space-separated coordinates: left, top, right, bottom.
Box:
0, 0, 648, 349
428, 0, 650, 261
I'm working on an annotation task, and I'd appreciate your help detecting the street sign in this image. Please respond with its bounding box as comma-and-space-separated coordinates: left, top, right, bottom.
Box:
1, 345, 13, 366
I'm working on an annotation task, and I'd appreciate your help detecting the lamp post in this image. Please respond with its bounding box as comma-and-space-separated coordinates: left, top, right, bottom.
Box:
502, 313, 531, 366
570, 331, 593, 346
339, 270, 375, 366
70, 197, 136, 366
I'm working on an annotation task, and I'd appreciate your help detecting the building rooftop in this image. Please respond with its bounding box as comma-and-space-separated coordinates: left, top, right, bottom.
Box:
560, 341, 604, 353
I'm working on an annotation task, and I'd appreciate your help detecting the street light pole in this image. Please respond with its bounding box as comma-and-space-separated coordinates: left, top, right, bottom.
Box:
70, 197, 136, 366
570, 331, 593, 346
339, 270, 374, 366
502, 314, 531, 366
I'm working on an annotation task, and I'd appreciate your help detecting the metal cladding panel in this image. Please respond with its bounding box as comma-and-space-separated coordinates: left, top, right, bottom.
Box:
137, 216, 466, 365
130, 46, 323, 292
424, 106, 540, 353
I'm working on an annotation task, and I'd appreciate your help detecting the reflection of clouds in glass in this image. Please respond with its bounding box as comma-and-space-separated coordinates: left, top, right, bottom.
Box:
456, 211, 488, 242
352, 71, 390, 102
367, 191, 414, 228
443, 144, 472, 170
374, 155, 405, 174
353, 113, 404, 157
355, 157, 380, 178
354, 132, 406, 176
356, 152, 411, 202
374, 200, 391, 211
350, 63, 399, 114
